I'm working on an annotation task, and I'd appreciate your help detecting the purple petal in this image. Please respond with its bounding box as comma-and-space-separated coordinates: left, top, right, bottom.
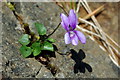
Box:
74, 30, 86, 44
68, 9, 78, 30
64, 32, 71, 44
60, 13, 69, 31
70, 31, 78, 45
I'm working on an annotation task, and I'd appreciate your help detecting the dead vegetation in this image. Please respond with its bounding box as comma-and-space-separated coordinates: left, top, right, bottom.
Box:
55, 0, 120, 68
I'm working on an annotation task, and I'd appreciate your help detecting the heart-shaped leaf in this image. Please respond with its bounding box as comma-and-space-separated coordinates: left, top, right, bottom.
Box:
35, 23, 46, 35
31, 41, 41, 56
47, 38, 55, 43
20, 46, 32, 58
19, 34, 30, 46
33, 49, 41, 56
42, 41, 54, 51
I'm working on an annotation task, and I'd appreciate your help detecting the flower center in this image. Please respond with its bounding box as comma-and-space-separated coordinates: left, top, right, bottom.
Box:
70, 31, 75, 38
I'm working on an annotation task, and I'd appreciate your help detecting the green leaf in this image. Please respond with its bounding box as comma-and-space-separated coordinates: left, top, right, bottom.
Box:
31, 42, 41, 56
42, 41, 54, 51
33, 49, 41, 56
35, 23, 46, 35
31, 41, 40, 48
47, 38, 55, 43
20, 46, 32, 58
19, 34, 30, 46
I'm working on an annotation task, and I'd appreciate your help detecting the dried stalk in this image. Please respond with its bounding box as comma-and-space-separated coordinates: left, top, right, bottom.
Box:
80, 0, 120, 68
76, 0, 81, 13
83, 5, 105, 20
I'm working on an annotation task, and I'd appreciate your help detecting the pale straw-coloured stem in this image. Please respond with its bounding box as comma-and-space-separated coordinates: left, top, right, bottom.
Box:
76, 0, 81, 13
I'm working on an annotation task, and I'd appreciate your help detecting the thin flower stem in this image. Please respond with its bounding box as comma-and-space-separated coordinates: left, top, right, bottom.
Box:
47, 23, 61, 37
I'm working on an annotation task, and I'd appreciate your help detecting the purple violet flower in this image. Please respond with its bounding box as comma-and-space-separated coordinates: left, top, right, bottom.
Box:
60, 9, 86, 45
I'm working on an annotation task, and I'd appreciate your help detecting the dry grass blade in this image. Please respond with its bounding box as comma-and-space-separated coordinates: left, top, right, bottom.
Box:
79, 0, 120, 68
76, 0, 81, 13
83, 5, 105, 20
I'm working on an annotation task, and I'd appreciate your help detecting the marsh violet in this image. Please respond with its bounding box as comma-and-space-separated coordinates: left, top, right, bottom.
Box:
60, 9, 86, 45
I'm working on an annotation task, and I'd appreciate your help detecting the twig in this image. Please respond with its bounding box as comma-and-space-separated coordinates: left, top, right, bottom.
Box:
81, 0, 120, 67
76, 0, 81, 13
78, 18, 120, 49
81, 0, 102, 32
56, 2, 68, 15
83, 5, 105, 20
76, 25, 101, 38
